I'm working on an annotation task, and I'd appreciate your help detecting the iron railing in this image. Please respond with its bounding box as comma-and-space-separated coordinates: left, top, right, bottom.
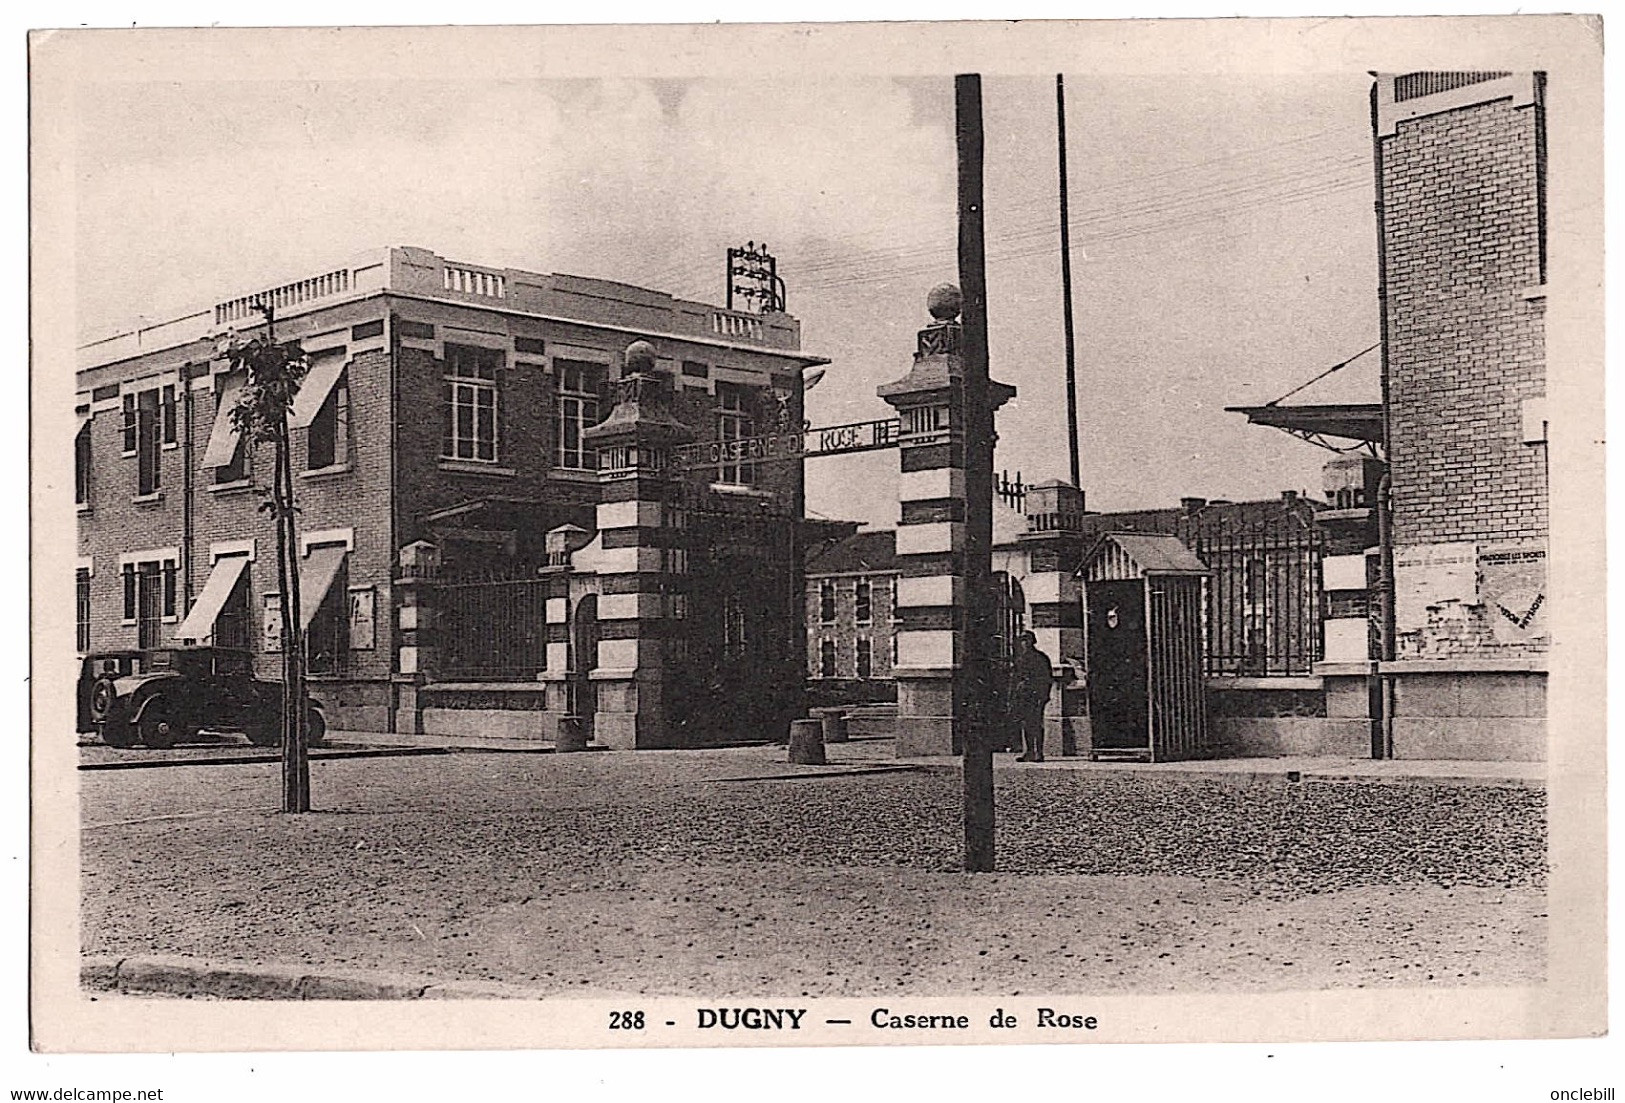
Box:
1176, 505, 1325, 677
427, 565, 549, 682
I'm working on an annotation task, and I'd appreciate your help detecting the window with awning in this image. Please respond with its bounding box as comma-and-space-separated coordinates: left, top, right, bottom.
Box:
173, 553, 251, 642
299, 544, 349, 632
289, 351, 348, 430
203, 372, 247, 468
301, 544, 350, 674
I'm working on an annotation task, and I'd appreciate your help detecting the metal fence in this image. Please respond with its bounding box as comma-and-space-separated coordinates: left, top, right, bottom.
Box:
429, 565, 549, 682
1176, 506, 1325, 676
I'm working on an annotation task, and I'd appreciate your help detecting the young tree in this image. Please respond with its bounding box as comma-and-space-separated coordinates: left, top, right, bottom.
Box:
222, 303, 312, 812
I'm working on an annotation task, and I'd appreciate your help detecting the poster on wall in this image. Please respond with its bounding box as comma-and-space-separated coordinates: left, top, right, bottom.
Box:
348, 586, 376, 650
1478, 544, 1548, 645
1393, 541, 1478, 632
262, 593, 282, 653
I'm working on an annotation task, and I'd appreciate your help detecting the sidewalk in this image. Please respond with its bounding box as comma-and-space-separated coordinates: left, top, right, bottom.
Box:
331, 728, 1542, 786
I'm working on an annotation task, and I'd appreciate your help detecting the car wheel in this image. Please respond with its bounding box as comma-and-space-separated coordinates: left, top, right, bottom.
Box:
100, 714, 138, 749
89, 678, 118, 723
137, 702, 178, 750
306, 707, 328, 747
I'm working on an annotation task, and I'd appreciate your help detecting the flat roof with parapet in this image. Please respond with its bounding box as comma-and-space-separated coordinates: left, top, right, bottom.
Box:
77, 244, 829, 374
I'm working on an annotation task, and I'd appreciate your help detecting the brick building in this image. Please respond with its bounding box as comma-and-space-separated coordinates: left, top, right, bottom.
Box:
1235, 72, 1549, 760
1369, 71, 1549, 759
76, 245, 826, 745
804, 528, 898, 706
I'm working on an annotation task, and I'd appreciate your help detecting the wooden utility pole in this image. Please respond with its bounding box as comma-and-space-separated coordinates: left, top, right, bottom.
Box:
956, 73, 996, 873
1057, 74, 1082, 490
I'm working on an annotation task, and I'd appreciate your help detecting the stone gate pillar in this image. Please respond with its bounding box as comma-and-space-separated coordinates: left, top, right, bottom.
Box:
580, 341, 693, 749
1018, 479, 1089, 755
878, 286, 1014, 756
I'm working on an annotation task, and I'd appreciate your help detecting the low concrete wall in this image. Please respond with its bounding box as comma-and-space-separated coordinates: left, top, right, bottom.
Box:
1391, 671, 1546, 761
422, 708, 554, 741
1210, 716, 1369, 757
307, 679, 392, 734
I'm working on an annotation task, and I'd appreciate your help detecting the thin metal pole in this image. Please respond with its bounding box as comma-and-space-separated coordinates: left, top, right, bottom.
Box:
957, 73, 996, 874
1057, 74, 1081, 490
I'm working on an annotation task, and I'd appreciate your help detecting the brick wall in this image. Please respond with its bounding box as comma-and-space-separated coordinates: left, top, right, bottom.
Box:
1381, 86, 1549, 660
1382, 95, 1547, 549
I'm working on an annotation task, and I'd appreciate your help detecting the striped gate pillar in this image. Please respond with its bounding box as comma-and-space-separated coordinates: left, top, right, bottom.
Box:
877, 286, 1015, 757
1017, 479, 1089, 755
579, 341, 694, 750
392, 539, 441, 735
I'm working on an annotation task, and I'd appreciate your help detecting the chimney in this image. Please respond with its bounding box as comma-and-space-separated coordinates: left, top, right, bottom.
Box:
1180, 497, 1207, 515
1281, 489, 1299, 503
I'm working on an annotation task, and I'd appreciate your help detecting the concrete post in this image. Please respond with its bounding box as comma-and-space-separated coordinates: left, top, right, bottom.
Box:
877, 286, 1013, 756
579, 341, 693, 749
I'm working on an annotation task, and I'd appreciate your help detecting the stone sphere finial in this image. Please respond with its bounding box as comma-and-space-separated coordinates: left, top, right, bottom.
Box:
927, 283, 963, 322
624, 340, 658, 374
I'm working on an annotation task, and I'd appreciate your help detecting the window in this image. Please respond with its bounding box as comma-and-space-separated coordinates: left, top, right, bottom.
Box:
74, 422, 91, 505
306, 546, 350, 675
855, 578, 872, 625
819, 580, 836, 624
216, 565, 252, 650
161, 384, 177, 446
307, 369, 349, 470
819, 638, 836, 678
443, 344, 502, 462
716, 383, 755, 486
76, 568, 90, 652
135, 389, 161, 495
121, 556, 176, 648
856, 637, 873, 680
121, 394, 136, 454
216, 432, 250, 485
722, 592, 748, 658
556, 360, 603, 471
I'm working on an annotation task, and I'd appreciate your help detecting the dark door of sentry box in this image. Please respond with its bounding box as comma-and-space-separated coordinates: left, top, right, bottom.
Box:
1086, 578, 1150, 752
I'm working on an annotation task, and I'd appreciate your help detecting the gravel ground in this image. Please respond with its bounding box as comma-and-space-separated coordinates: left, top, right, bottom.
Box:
82, 750, 1546, 996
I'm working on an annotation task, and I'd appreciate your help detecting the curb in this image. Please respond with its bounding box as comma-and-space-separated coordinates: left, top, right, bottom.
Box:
82, 955, 553, 1001
79, 747, 455, 771
712, 764, 925, 783
901, 759, 1544, 788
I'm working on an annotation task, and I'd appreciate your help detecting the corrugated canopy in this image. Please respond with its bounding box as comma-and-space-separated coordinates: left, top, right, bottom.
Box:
1225, 403, 1384, 444
298, 545, 348, 631
173, 553, 250, 641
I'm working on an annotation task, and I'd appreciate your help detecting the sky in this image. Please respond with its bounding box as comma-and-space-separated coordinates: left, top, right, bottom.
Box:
73, 69, 1383, 528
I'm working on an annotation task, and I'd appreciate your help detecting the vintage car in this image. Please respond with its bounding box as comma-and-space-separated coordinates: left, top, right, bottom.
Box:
80, 646, 326, 750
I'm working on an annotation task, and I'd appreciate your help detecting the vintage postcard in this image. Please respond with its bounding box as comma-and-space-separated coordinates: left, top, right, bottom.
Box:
28, 13, 1605, 1062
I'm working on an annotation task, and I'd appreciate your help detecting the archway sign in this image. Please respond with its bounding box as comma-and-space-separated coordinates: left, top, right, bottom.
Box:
672, 416, 899, 471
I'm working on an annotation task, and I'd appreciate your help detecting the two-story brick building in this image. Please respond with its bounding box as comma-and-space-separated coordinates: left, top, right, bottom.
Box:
76, 245, 827, 746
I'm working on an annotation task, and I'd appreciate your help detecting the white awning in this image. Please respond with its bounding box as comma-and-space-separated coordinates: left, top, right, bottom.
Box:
173, 553, 250, 641
298, 545, 348, 631
202, 373, 247, 468
288, 354, 347, 430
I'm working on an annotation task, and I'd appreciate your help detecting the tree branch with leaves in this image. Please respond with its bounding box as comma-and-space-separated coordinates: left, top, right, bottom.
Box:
222, 304, 313, 812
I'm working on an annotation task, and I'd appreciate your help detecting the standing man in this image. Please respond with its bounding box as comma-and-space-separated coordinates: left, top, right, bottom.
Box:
1011, 631, 1053, 763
